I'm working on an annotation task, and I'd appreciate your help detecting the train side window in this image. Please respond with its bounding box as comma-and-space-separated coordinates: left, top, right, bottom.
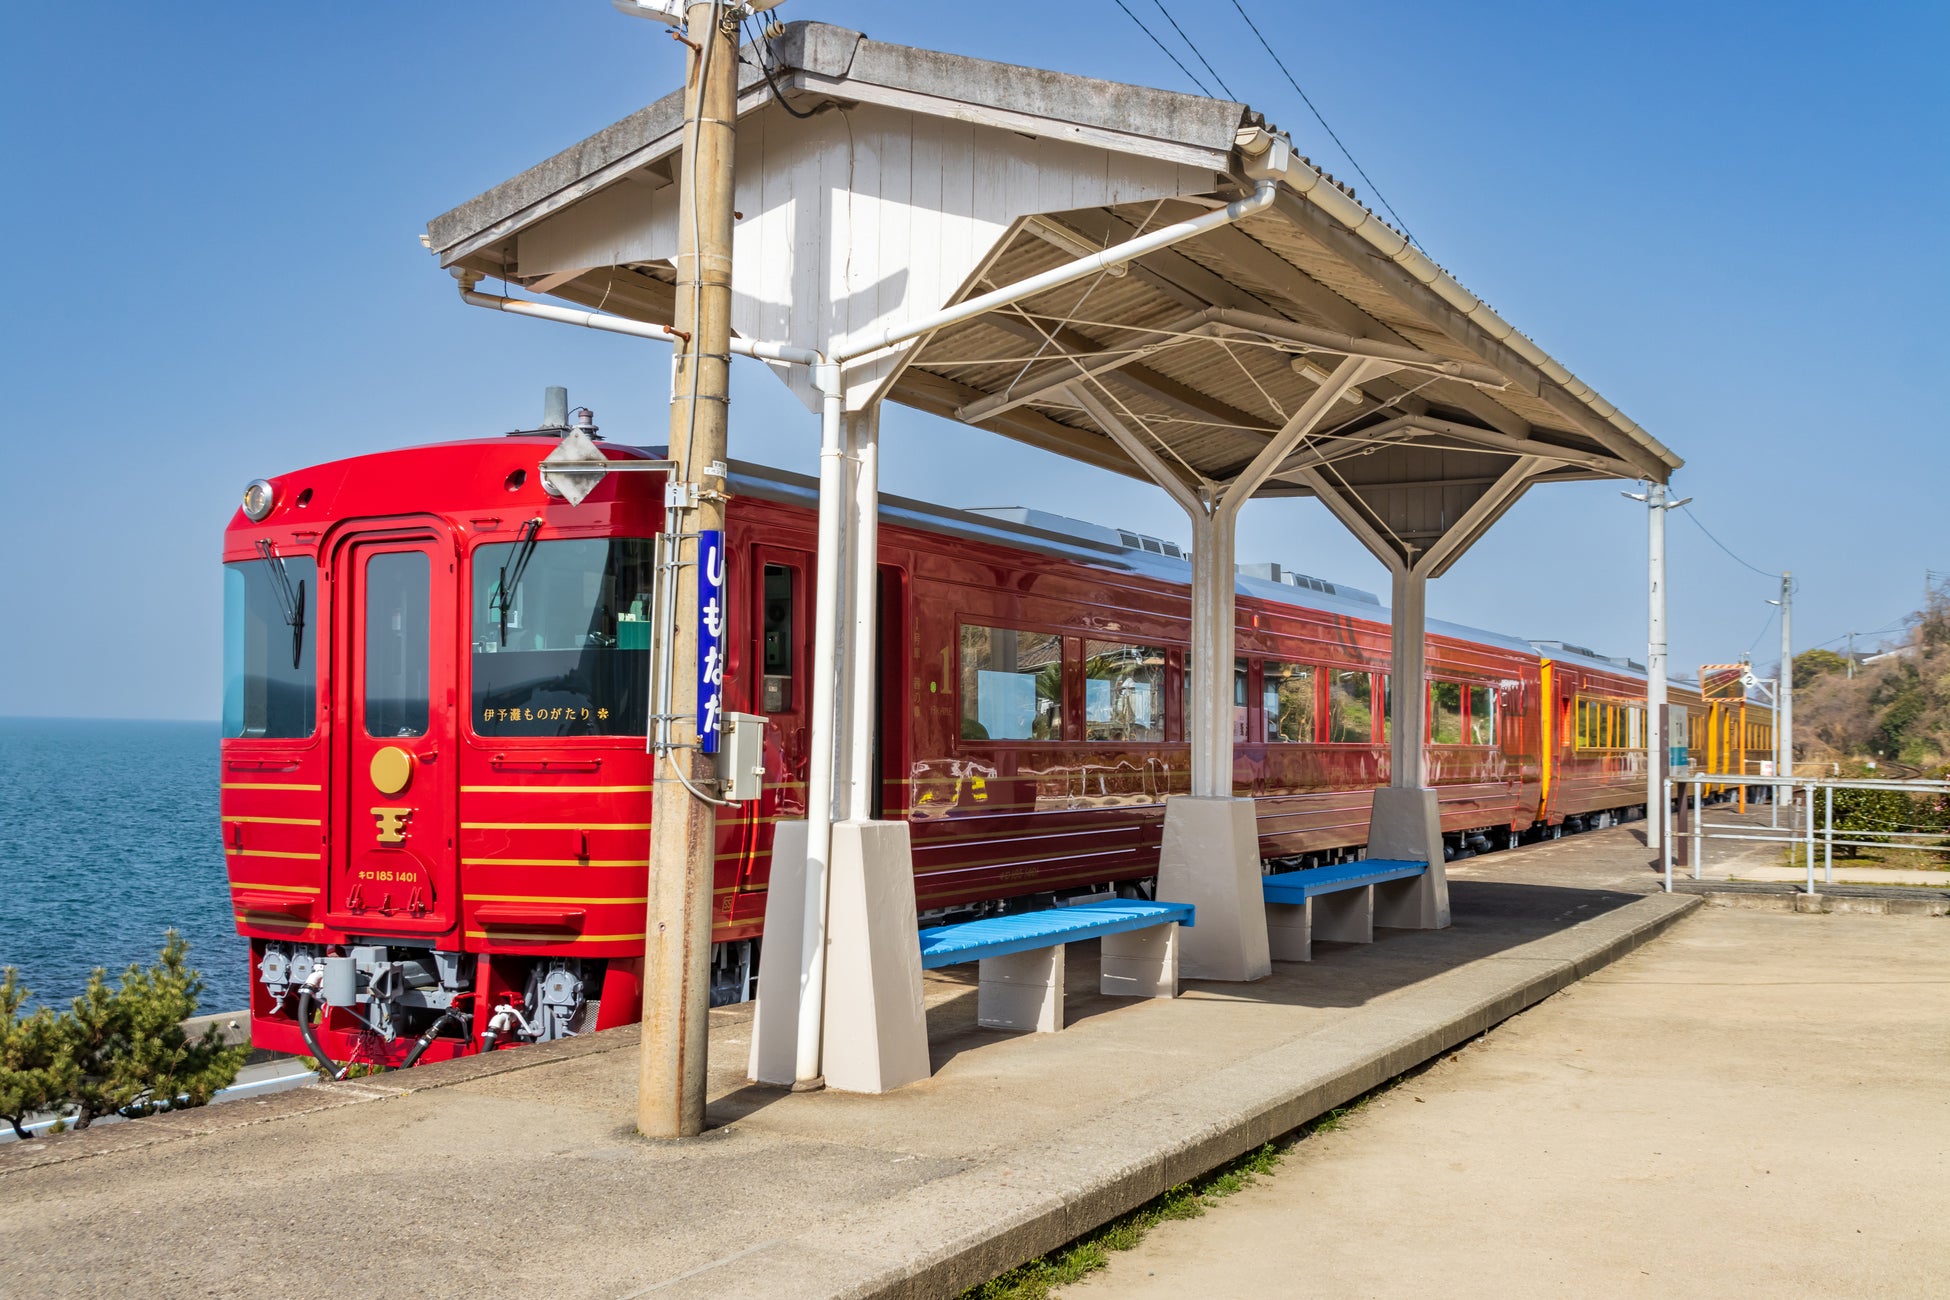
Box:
960, 625, 1063, 741
1263, 662, 1316, 742
762, 564, 794, 714
1234, 659, 1249, 744
1468, 685, 1496, 745
365, 550, 430, 738
1431, 681, 1463, 744
1084, 641, 1166, 742
1328, 670, 1375, 743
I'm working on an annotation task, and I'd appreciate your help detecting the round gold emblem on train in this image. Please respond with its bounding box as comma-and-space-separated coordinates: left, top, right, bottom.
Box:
370, 745, 413, 796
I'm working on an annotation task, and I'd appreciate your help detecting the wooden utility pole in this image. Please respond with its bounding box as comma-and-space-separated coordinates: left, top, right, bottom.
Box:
639, 0, 738, 1140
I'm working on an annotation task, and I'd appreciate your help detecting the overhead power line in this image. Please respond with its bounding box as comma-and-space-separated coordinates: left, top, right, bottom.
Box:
1224, 0, 1420, 249
1151, 1, 1236, 100
1110, 0, 1214, 96
1678, 504, 1780, 581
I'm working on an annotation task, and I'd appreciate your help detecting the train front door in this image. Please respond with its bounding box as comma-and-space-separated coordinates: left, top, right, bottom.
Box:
328, 525, 458, 936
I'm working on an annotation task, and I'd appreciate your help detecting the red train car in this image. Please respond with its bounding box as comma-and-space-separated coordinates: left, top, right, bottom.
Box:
221, 418, 1694, 1071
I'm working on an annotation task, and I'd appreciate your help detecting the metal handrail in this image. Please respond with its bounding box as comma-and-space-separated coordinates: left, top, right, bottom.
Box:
1661, 773, 1950, 894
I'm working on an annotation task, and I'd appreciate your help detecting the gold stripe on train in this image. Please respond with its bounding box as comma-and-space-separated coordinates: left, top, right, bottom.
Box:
464, 931, 647, 944
469, 893, 649, 905
459, 857, 650, 869
221, 782, 323, 792
460, 785, 656, 795
224, 815, 324, 826
230, 882, 322, 895
460, 822, 654, 831
225, 848, 323, 861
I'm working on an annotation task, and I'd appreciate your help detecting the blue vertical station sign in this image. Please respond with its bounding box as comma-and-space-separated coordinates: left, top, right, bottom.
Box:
696, 530, 727, 754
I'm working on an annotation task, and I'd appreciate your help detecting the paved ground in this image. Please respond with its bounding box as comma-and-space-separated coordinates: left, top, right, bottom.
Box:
1067, 907, 1950, 1299
0, 827, 1690, 1300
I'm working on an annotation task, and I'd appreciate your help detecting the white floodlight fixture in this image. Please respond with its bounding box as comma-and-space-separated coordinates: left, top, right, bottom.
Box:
612, 0, 787, 22
611, 0, 686, 23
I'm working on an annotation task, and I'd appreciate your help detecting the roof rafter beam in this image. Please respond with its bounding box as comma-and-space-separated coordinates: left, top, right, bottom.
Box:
1076, 210, 1539, 439
953, 309, 1215, 422
976, 310, 1274, 433
1267, 191, 1668, 479
1268, 413, 1640, 481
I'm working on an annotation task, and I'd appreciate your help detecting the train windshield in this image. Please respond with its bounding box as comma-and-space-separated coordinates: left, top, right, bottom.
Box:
471, 538, 655, 736
223, 556, 318, 739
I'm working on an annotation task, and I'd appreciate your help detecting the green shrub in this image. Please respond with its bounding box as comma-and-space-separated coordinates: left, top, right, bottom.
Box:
0, 970, 75, 1141
58, 931, 250, 1130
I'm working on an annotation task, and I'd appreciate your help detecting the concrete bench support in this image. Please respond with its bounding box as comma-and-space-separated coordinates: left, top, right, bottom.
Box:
978, 946, 1064, 1033
1311, 885, 1374, 944
1099, 921, 1178, 999
1264, 901, 1312, 962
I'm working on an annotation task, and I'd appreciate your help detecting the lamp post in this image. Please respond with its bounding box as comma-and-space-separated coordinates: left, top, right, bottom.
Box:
1624, 483, 1689, 852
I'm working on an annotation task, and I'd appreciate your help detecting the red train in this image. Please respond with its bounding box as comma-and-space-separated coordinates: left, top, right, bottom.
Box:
221, 410, 1726, 1071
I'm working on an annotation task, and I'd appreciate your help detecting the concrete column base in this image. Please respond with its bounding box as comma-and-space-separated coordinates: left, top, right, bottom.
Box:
978, 946, 1064, 1032
1368, 787, 1451, 929
820, 819, 931, 1094
1157, 795, 1271, 982
747, 820, 808, 1086
1100, 922, 1178, 999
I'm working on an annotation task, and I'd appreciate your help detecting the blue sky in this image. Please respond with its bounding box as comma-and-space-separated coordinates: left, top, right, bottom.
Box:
2, 1, 1944, 719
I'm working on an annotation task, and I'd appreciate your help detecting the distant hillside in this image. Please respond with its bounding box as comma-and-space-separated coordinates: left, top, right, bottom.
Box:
1794, 603, 1950, 772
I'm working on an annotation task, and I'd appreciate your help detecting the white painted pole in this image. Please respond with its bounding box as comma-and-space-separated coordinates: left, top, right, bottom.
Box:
1823, 782, 1834, 886
794, 372, 846, 1087
1186, 510, 1231, 798
1779, 572, 1794, 790
1389, 566, 1429, 789
845, 406, 882, 815
1804, 783, 1815, 896
1645, 482, 1668, 851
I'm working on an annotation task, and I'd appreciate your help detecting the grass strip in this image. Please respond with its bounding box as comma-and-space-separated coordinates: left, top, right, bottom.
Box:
963, 1088, 1389, 1300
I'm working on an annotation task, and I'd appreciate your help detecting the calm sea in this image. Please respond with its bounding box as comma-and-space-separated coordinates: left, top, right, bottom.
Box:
0, 718, 248, 1011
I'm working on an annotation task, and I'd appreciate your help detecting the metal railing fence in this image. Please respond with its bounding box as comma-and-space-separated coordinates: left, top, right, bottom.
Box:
1660, 773, 1950, 894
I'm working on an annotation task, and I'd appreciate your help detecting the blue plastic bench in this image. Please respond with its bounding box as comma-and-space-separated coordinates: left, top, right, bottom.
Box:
1261, 859, 1428, 961
918, 900, 1195, 1033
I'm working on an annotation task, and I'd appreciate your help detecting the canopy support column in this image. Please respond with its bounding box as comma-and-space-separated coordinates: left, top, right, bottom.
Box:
1069, 354, 1388, 979
819, 401, 929, 1093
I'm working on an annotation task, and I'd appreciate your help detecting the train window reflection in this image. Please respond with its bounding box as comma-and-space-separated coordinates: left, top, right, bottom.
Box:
1328, 670, 1375, 743
959, 625, 1063, 741
1431, 681, 1463, 744
364, 551, 430, 738
222, 557, 317, 739
1084, 641, 1166, 743
1469, 685, 1496, 745
471, 538, 654, 736
762, 564, 795, 714
1263, 662, 1316, 743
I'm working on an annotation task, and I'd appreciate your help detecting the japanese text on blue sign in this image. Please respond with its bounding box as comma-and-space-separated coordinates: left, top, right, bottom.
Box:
696, 530, 726, 754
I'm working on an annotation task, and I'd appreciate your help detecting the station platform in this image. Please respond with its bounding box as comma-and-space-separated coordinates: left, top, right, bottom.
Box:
2, 831, 1693, 1299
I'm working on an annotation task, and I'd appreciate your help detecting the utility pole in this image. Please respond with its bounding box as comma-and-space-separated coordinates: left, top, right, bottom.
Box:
1778, 571, 1793, 789
639, 0, 738, 1140
1846, 631, 1856, 679
1625, 483, 1687, 852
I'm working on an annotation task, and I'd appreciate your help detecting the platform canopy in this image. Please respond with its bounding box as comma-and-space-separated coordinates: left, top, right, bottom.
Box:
428, 21, 1679, 576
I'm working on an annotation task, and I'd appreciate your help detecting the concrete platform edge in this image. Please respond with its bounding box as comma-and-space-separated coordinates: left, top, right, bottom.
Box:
658, 891, 1702, 1299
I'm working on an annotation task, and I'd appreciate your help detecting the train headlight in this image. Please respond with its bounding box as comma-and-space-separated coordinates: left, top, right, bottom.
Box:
242, 479, 275, 522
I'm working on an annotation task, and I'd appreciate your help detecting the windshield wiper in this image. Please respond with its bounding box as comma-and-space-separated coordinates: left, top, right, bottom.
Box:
254, 539, 307, 669
493, 518, 543, 646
